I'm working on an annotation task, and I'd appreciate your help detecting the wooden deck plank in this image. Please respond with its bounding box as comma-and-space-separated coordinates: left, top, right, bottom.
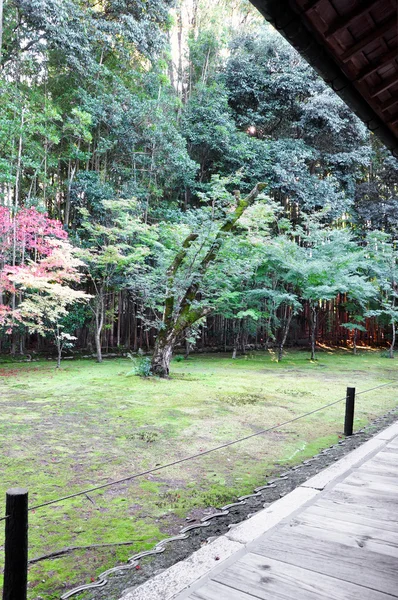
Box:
343, 471, 398, 492
365, 450, 398, 464
384, 444, 398, 452
355, 454, 398, 468
329, 481, 398, 507
386, 437, 398, 448
303, 501, 398, 532
313, 493, 398, 517
334, 479, 398, 500
364, 449, 398, 463
288, 512, 398, 558
369, 458, 398, 470
209, 553, 396, 600
357, 462, 398, 479
189, 580, 256, 600
252, 530, 398, 596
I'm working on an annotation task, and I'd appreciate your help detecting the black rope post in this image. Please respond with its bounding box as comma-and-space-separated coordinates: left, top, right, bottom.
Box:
3, 488, 28, 600
344, 387, 356, 436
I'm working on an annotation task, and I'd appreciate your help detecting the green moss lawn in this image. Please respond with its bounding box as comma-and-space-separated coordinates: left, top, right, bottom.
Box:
0, 349, 397, 599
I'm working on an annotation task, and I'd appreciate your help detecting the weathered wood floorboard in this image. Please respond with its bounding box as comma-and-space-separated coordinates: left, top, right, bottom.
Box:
329, 481, 398, 506
364, 450, 398, 464
214, 553, 395, 600
357, 463, 398, 478
190, 580, 256, 600
190, 553, 396, 600
252, 529, 398, 595
302, 502, 398, 532
290, 509, 398, 557
343, 471, 398, 492
385, 440, 398, 450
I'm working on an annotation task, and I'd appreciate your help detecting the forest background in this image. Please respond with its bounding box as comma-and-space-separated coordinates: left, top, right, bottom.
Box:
1, 0, 398, 375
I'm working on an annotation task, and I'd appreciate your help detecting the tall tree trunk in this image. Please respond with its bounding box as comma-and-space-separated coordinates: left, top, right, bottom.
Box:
310, 304, 317, 360
278, 307, 293, 362
64, 161, 77, 227
109, 292, 114, 348
56, 343, 62, 368
131, 300, 136, 350
353, 328, 357, 355
232, 322, 240, 359
55, 327, 62, 368
95, 329, 102, 363
10, 334, 17, 355
151, 330, 177, 378
241, 320, 248, 354
19, 334, 24, 355
0, 0, 3, 64
10, 111, 24, 354
117, 292, 122, 347
184, 337, 191, 359
177, 6, 184, 99
390, 321, 395, 358
94, 290, 104, 363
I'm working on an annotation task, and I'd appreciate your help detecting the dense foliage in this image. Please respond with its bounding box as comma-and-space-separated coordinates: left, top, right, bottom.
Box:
1, 0, 398, 371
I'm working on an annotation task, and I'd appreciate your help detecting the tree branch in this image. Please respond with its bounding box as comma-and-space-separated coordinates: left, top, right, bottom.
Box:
180, 183, 267, 310
164, 232, 199, 324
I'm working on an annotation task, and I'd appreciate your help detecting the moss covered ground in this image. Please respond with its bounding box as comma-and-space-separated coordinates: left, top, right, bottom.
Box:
0, 348, 397, 599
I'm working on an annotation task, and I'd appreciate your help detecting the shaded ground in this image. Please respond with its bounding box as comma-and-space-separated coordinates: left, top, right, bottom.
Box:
0, 349, 397, 599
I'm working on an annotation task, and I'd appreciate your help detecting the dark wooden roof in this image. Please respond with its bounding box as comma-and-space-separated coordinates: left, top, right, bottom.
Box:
250, 0, 398, 156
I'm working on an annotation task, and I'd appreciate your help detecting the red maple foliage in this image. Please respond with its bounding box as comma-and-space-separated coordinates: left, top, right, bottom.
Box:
0, 206, 67, 264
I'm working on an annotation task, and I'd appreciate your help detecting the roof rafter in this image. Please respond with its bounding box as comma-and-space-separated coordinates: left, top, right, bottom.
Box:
325, 0, 380, 40
370, 72, 398, 97
356, 47, 398, 83
380, 96, 398, 112
340, 20, 396, 62
302, 0, 322, 13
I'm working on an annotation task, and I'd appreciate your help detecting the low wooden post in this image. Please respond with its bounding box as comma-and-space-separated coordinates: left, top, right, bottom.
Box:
344, 387, 356, 437
3, 488, 28, 600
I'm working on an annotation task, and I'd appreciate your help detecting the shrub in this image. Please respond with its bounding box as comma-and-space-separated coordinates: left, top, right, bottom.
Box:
126, 349, 152, 377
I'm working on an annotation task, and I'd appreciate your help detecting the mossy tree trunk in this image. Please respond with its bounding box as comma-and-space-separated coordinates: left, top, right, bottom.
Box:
151, 183, 266, 377
278, 305, 293, 362
151, 330, 178, 378
389, 321, 395, 358
310, 303, 318, 360
94, 288, 105, 363
56, 339, 62, 369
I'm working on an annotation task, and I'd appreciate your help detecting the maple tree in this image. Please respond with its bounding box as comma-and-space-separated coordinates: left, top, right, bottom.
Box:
0, 207, 88, 362
7, 240, 89, 366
